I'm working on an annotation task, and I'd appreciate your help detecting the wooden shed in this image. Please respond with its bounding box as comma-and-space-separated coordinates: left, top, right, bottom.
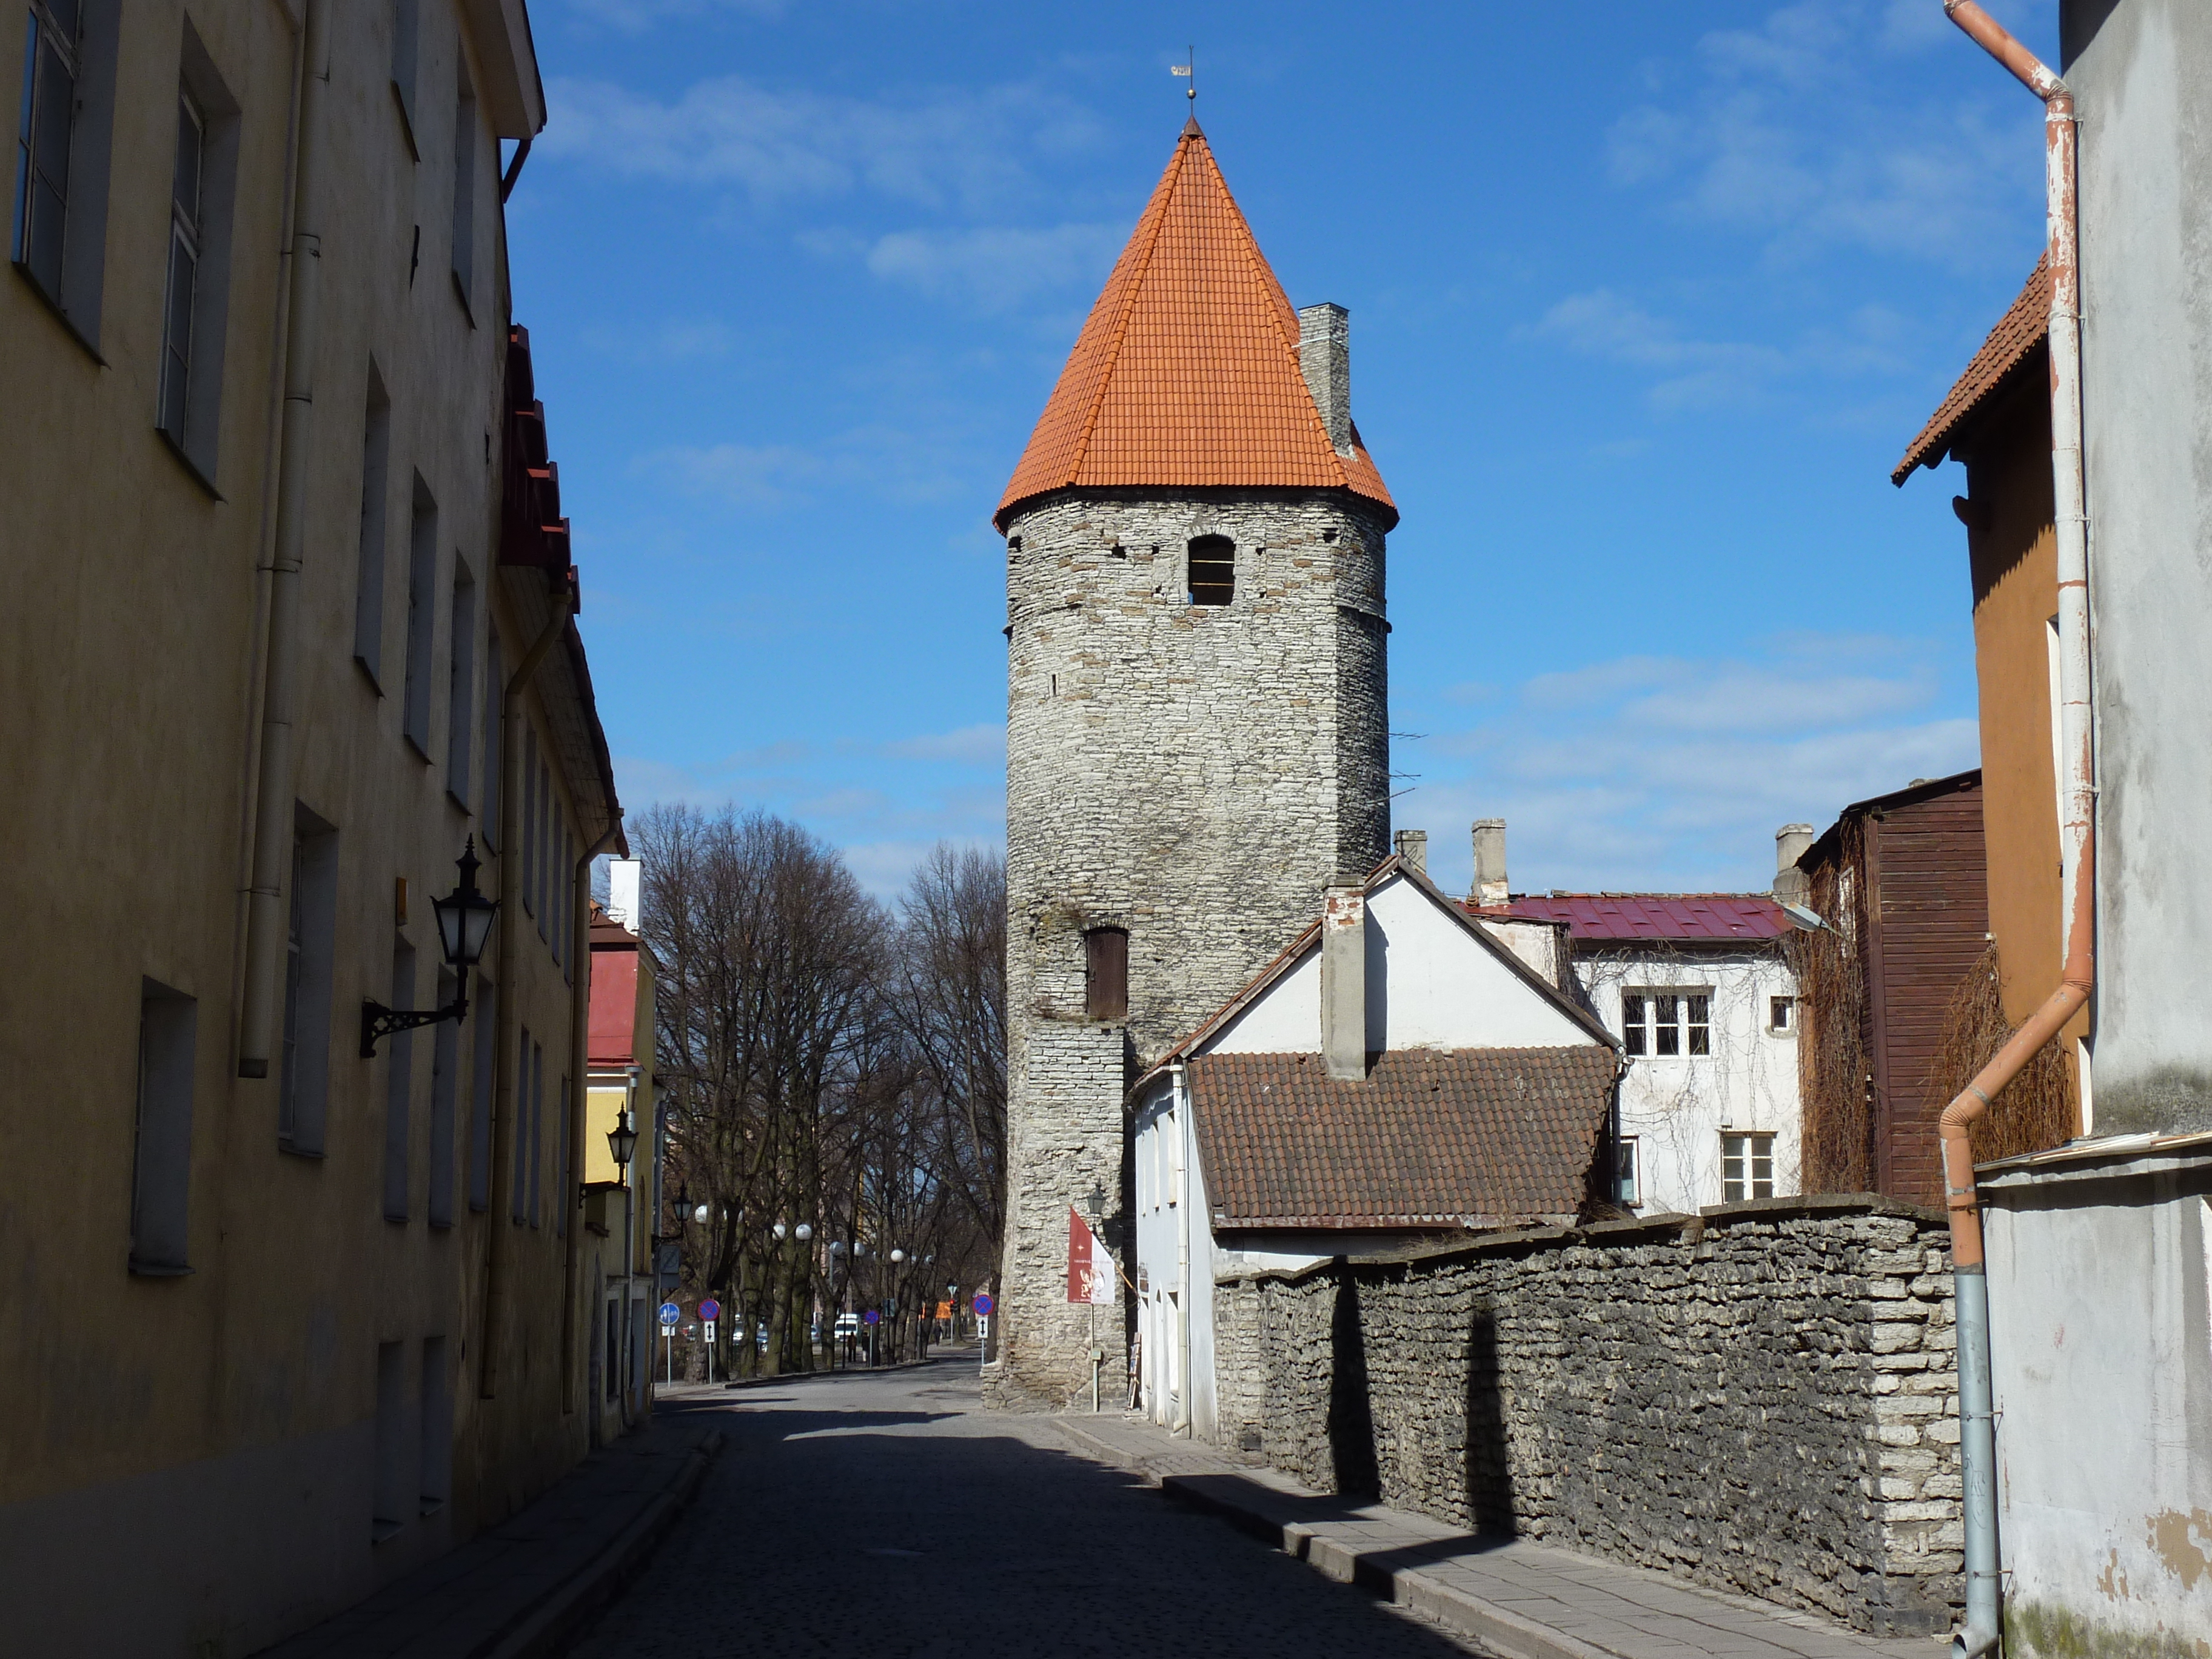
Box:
1791, 771, 1989, 1206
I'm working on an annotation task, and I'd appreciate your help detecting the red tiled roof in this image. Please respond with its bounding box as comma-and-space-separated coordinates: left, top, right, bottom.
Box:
1893, 256, 2049, 486
1473, 894, 1788, 942
994, 119, 1394, 531
1188, 1047, 1617, 1230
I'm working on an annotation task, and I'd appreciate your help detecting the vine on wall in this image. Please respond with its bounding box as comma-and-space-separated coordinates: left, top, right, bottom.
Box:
1923, 942, 2076, 1165
1788, 822, 1874, 1193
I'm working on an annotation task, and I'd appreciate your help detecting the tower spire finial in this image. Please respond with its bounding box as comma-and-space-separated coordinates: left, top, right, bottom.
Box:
1171, 47, 1196, 129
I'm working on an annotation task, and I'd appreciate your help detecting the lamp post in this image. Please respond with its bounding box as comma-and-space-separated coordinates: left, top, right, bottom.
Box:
606, 1107, 638, 1418
360, 840, 499, 1055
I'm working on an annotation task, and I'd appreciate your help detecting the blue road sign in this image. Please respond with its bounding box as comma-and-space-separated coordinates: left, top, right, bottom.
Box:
659, 1302, 681, 1327
863, 1309, 880, 1326
972, 1293, 994, 1317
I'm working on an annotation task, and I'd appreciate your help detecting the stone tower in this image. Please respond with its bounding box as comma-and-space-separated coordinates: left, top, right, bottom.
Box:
989, 119, 1396, 1407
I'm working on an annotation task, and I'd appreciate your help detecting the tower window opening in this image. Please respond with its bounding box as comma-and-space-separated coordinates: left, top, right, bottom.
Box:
1085, 927, 1129, 1021
1187, 535, 1234, 606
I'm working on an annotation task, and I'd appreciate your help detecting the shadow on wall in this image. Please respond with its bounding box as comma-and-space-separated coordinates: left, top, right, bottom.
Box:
1465, 1303, 1516, 1537
1327, 1274, 1379, 1496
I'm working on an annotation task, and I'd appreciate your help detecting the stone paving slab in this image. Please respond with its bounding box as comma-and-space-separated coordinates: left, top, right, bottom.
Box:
1047, 1413, 1942, 1659
253, 1412, 721, 1659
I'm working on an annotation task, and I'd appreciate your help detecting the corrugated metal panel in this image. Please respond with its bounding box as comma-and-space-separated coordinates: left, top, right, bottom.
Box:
1474, 893, 1789, 942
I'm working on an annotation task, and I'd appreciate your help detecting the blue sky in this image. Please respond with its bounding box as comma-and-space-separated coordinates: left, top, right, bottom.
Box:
510, 0, 2056, 899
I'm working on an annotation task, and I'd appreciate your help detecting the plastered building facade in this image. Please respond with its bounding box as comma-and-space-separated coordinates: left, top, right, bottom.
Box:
0, 3, 628, 1651
991, 121, 1398, 1406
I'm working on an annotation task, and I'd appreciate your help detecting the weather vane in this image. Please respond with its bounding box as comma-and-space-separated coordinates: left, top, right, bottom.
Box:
1172, 46, 1194, 111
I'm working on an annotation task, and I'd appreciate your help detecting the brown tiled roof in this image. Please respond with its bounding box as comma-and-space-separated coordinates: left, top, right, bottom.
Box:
1893, 256, 2049, 486
1187, 1047, 1618, 1230
994, 120, 1395, 531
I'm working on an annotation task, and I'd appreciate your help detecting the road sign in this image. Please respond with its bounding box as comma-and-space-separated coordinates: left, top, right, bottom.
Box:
972, 1292, 994, 1317
703, 1321, 717, 1341
699, 1298, 721, 1322
659, 1302, 680, 1327
863, 1309, 880, 1326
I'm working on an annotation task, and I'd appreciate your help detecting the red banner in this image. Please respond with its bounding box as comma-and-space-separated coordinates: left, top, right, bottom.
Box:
1067, 1207, 1116, 1304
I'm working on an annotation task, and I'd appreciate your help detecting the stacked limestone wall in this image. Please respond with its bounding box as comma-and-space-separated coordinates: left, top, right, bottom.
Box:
1216, 1198, 1963, 1637
993, 486, 1391, 1407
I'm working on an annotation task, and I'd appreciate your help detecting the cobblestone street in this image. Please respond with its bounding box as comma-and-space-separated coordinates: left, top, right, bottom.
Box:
565, 1355, 1486, 1658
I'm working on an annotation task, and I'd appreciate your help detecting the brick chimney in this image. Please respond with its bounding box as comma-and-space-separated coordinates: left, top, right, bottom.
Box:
1297, 303, 1352, 454
1321, 876, 1367, 1081
1773, 824, 1814, 908
1472, 818, 1508, 908
1393, 828, 1427, 876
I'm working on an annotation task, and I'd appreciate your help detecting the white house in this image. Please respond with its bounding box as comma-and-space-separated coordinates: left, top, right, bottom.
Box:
1128, 854, 1620, 1441
1467, 826, 1803, 1216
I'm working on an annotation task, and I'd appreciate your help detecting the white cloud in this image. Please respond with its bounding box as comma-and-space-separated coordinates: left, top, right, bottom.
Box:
882, 724, 1007, 765
1399, 634, 1979, 897
539, 74, 1104, 215
641, 421, 976, 511
856, 223, 1124, 312
1606, 0, 2045, 272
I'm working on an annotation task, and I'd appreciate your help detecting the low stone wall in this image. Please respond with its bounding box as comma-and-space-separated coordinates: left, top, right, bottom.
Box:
1213, 1196, 1962, 1637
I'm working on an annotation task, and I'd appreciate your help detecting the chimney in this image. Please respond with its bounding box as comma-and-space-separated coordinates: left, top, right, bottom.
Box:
1393, 828, 1427, 876
1472, 818, 1508, 908
608, 858, 643, 933
1321, 876, 1367, 1081
1297, 303, 1352, 454
1773, 824, 1814, 908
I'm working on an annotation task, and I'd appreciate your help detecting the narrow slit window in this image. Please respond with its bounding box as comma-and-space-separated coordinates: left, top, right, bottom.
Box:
1614, 1136, 1640, 1207
354, 369, 392, 684
401, 477, 439, 757
1186, 535, 1233, 606
1769, 995, 1794, 1033
130, 980, 198, 1273
1085, 927, 1128, 1021
158, 90, 204, 446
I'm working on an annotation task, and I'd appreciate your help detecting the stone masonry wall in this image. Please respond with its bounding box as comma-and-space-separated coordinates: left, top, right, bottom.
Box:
1215, 1198, 1963, 1637
994, 486, 1392, 1407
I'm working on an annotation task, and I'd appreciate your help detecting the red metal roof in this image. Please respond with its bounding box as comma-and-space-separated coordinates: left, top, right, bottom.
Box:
1473, 894, 1788, 943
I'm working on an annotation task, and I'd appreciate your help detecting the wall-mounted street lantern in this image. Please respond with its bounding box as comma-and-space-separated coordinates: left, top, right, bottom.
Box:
607, 1111, 638, 1168
360, 840, 499, 1057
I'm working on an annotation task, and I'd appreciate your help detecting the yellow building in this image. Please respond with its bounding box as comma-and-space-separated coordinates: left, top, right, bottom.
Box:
0, 3, 631, 1651
583, 860, 661, 1447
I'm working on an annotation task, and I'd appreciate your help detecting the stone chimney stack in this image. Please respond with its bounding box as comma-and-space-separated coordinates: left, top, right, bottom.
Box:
1773, 824, 1814, 908
608, 858, 643, 933
1297, 303, 1352, 454
1393, 828, 1427, 876
1472, 818, 1509, 908
1321, 876, 1367, 1081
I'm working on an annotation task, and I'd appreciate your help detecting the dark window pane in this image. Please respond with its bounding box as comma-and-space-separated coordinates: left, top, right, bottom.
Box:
1187, 534, 1233, 606
1688, 996, 1710, 1056
161, 237, 195, 436
172, 98, 201, 224
1656, 1021, 1679, 1057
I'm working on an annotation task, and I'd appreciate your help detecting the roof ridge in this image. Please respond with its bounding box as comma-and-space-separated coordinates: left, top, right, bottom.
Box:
1209, 142, 1349, 488
1063, 133, 1190, 486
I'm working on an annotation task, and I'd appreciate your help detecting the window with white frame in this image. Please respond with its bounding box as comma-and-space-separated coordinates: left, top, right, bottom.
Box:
1769, 994, 1795, 1034
13, 0, 121, 341
156, 25, 240, 481
1614, 1136, 1640, 1207
1722, 1132, 1775, 1202
1621, 990, 1711, 1057
157, 89, 204, 447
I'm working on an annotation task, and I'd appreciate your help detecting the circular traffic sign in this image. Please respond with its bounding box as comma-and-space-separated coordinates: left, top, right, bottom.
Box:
862, 1309, 880, 1326
698, 1298, 722, 1322
659, 1302, 680, 1327
972, 1293, 994, 1316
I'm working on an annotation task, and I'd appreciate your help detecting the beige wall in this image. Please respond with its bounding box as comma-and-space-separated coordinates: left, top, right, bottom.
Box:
1961, 375, 2086, 1097
0, 4, 614, 1652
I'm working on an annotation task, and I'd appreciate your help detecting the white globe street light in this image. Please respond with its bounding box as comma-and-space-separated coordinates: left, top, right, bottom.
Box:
890, 1248, 905, 1264
772, 1221, 787, 1241
796, 1222, 813, 1241
692, 1204, 709, 1223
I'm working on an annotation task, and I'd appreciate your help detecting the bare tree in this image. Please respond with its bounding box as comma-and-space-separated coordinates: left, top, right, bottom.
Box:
884, 843, 1007, 1264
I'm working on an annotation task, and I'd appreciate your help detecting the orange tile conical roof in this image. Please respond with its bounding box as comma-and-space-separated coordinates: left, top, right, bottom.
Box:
994, 120, 1395, 531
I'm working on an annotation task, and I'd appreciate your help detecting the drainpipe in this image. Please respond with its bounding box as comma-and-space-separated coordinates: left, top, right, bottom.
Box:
1171, 1061, 1193, 1439
561, 811, 623, 1415
236, 0, 328, 1078
479, 586, 575, 1399
1936, 9, 2096, 1657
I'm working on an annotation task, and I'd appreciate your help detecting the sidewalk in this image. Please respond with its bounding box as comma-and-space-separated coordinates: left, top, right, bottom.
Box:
1047, 1413, 1940, 1659
255, 1410, 722, 1659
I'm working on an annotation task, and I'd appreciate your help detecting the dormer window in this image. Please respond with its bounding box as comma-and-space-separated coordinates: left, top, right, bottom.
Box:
1187, 535, 1233, 606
